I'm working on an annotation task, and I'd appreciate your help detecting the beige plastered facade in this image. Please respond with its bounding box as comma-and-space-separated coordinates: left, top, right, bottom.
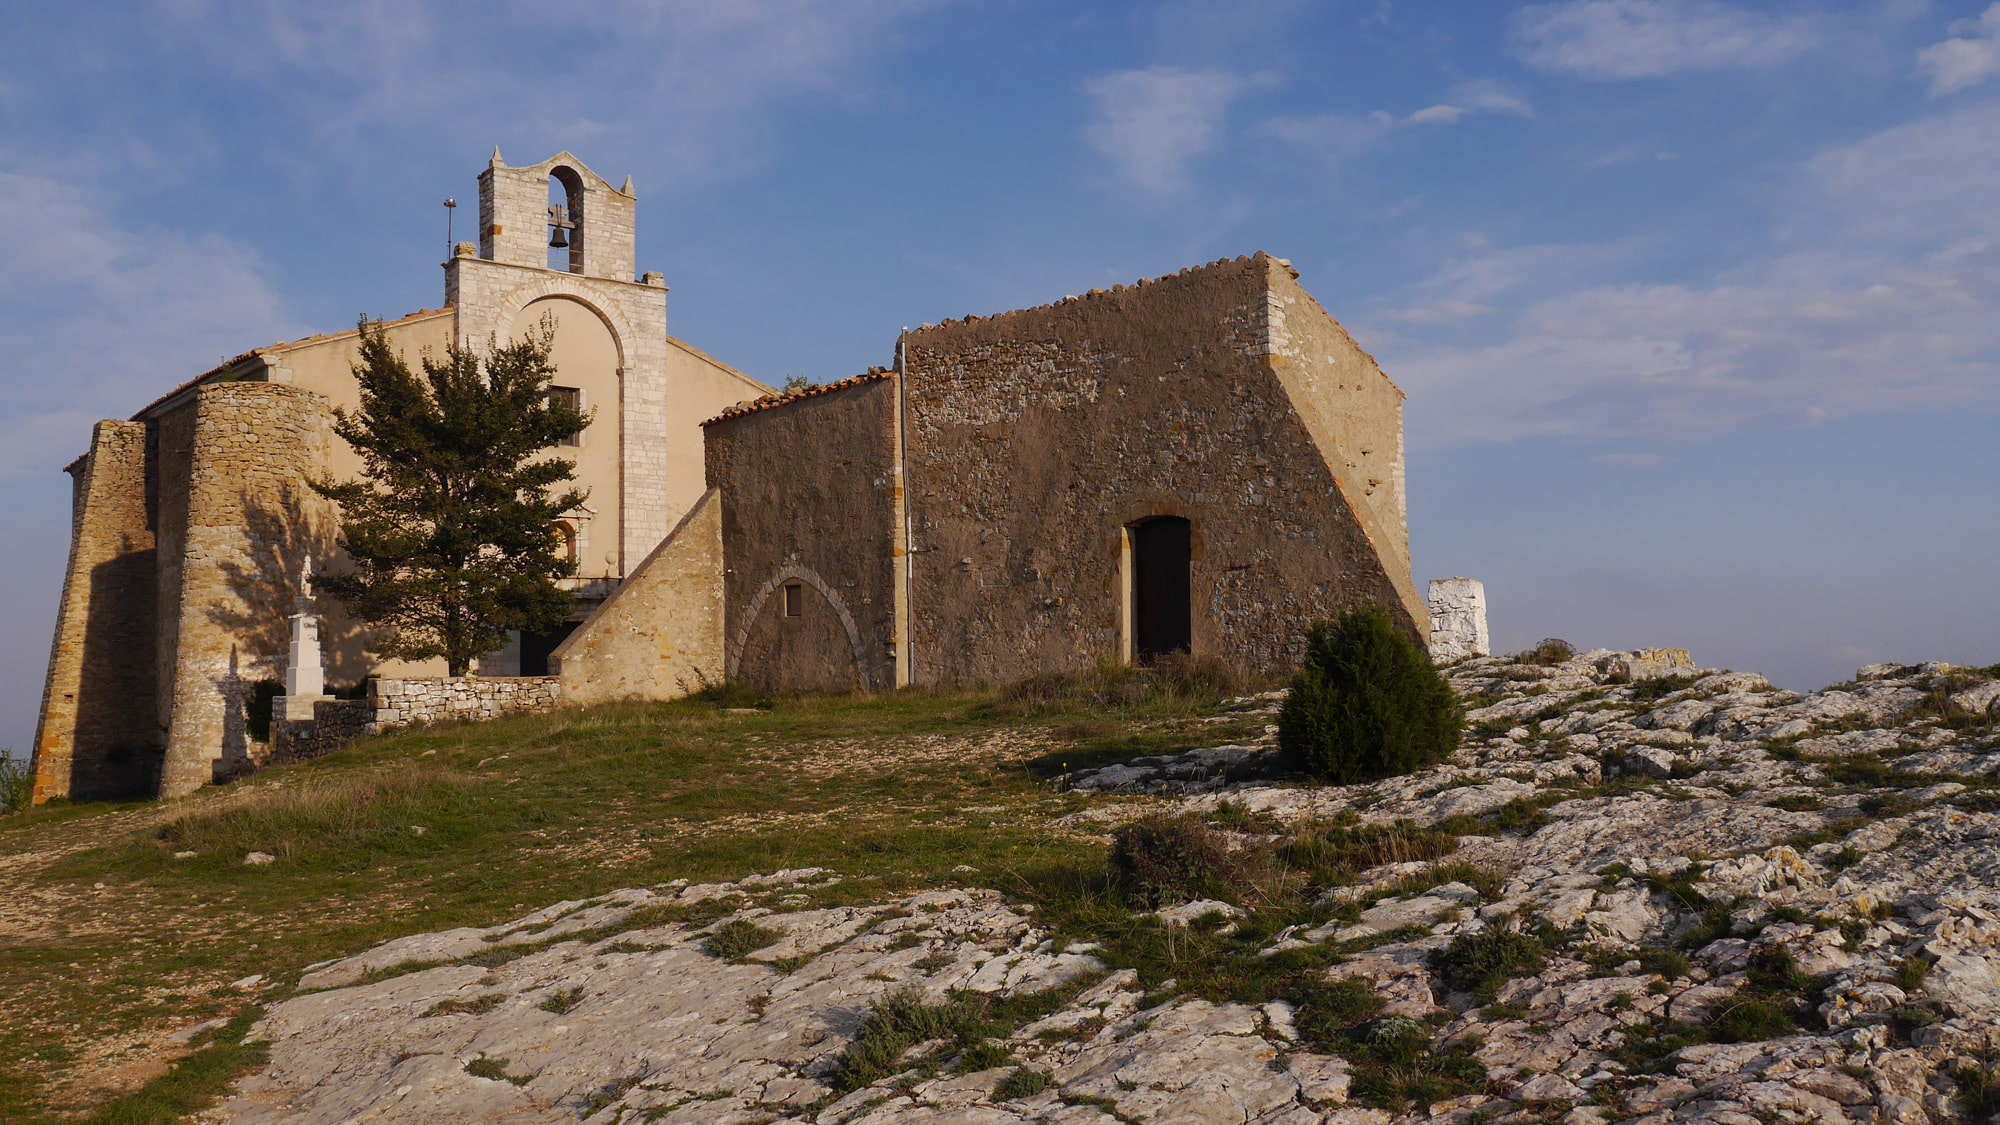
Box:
32, 151, 766, 801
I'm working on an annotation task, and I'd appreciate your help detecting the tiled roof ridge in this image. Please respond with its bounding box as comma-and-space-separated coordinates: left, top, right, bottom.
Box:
902, 252, 1288, 337
701, 368, 894, 427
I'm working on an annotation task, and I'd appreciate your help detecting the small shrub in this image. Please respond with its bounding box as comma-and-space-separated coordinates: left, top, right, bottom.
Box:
1519, 638, 1576, 666
1893, 954, 1933, 993
1109, 814, 1257, 908
1290, 978, 1386, 1051
1429, 921, 1557, 1004
994, 1067, 1053, 1100
1636, 947, 1691, 980
1278, 606, 1465, 785
423, 992, 504, 1017
705, 919, 782, 962
538, 986, 586, 1014
954, 1040, 1015, 1072
0, 752, 33, 815
1361, 1016, 1431, 1066
464, 1056, 531, 1085
831, 988, 984, 1092
1708, 997, 1797, 1042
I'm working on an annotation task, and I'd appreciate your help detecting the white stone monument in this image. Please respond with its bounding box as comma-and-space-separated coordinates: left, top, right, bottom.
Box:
283, 558, 329, 721
1427, 577, 1489, 663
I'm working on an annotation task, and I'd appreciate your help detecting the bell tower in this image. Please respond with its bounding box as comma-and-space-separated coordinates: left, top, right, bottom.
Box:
475, 148, 637, 281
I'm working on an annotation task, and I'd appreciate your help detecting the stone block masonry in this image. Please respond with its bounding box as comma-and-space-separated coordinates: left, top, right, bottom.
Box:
32, 421, 161, 801
1427, 578, 1489, 662
366, 676, 561, 732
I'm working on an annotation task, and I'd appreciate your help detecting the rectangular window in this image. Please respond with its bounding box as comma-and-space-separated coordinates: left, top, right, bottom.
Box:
784, 582, 803, 618
550, 386, 583, 447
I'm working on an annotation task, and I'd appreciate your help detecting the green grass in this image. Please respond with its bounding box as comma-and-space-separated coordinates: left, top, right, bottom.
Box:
1, 687, 1185, 1117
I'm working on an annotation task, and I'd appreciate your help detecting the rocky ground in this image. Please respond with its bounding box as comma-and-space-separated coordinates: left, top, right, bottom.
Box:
199, 650, 2000, 1125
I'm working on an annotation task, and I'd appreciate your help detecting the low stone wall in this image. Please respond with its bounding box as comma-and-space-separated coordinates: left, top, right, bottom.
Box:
263, 676, 562, 768
367, 676, 562, 732
269, 699, 372, 766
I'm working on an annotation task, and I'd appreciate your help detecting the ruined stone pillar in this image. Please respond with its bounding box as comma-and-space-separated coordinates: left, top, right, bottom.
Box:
1427, 577, 1489, 663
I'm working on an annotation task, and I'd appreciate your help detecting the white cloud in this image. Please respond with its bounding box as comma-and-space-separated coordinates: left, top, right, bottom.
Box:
1917, 3, 2000, 95
1510, 0, 1819, 80
144, 0, 943, 185
1369, 104, 2000, 448
1081, 67, 1247, 197
1260, 81, 1530, 163
0, 168, 301, 476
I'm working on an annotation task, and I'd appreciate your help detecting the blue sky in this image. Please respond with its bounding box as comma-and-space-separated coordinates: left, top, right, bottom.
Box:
3, 0, 1998, 755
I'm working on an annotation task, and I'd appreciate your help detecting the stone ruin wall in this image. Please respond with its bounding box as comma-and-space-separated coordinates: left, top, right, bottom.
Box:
32, 421, 161, 801
899, 254, 1419, 684
703, 377, 901, 693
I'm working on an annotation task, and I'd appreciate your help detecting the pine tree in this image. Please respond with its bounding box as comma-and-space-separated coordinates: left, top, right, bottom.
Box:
313, 317, 592, 676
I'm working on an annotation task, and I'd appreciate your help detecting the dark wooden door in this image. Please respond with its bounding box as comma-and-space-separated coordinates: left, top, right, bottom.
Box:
520, 620, 582, 677
1133, 517, 1191, 660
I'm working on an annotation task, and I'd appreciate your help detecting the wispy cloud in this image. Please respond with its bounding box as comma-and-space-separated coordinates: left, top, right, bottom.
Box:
0, 167, 302, 476
1081, 66, 1248, 197
1917, 3, 2000, 96
1371, 104, 2000, 448
1510, 0, 1819, 80
1261, 80, 1531, 163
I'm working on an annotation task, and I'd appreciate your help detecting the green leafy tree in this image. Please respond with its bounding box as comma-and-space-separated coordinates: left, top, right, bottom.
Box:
313, 318, 592, 676
1278, 605, 1464, 783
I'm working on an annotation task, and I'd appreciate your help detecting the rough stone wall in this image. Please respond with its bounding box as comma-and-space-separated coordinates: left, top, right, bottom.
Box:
367, 676, 561, 731
705, 377, 900, 692
31, 421, 161, 802
159, 383, 337, 798
1427, 577, 1490, 662
268, 699, 371, 766
900, 254, 1419, 684
553, 488, 726, 704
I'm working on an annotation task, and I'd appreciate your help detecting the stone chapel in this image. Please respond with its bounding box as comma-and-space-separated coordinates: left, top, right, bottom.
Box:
33, 150, 1425, 804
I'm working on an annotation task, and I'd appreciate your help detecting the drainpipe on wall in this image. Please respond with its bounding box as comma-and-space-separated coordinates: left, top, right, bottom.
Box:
897, 330, 916, 688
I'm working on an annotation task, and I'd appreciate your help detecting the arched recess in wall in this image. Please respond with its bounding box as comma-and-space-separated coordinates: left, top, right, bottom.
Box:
510, 296, 622, 578
727, 563, 869, 687
548, 165, 584, 274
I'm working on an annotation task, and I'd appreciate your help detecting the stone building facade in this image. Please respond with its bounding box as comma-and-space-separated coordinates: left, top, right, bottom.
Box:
553, 253, 1425, 696
32, 151, 766, 802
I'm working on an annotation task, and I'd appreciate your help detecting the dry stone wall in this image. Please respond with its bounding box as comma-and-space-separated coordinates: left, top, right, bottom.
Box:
367, 676, 561, 731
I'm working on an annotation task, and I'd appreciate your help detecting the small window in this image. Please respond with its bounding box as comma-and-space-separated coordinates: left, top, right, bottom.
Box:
549, 386, 583, 447
554, 521, 578, 566
784, 582, 803, 618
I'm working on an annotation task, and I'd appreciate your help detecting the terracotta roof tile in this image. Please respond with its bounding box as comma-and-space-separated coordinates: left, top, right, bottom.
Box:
701, 369, 894, 427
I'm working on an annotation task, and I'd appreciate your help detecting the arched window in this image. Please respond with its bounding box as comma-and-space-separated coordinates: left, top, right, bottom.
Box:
547, 167, 584, 274
554, 520, 579, 568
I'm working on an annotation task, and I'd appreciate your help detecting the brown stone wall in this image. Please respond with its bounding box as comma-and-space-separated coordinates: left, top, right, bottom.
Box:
553, 488, 726, 705
704, 377, 899, 692
159, 383, 337, 797
30, 421, 162, 801
900, 254, 1418, 684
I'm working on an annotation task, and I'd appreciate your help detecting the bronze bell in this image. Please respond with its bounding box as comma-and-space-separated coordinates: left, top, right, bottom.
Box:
549, 226, 569, 249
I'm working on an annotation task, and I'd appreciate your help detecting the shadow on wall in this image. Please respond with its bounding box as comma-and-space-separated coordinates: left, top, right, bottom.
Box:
203, 484, 367, 687
70, 539, 163, 799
